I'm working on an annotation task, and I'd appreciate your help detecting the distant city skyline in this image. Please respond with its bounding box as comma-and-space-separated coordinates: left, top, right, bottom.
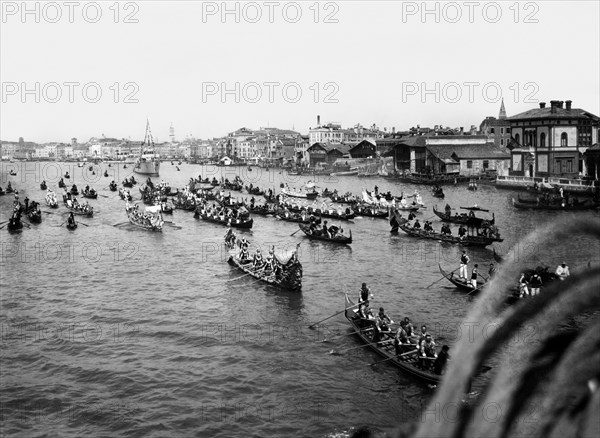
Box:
2, 1, 598, 143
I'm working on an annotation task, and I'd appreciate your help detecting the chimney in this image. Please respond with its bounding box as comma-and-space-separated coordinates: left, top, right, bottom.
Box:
550, 100, 558, 114
558, 101, 564, 109
539, 102, 546, 108
460, 127, 464, 133
317, 115, 321, 126
566, 100, 572, 111
392, 127, 396, 134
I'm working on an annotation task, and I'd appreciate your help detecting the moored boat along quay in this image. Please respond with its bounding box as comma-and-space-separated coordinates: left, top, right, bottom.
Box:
1, 161, 599, 437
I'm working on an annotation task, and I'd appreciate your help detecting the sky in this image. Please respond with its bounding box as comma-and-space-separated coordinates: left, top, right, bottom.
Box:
1, 1, 599, 143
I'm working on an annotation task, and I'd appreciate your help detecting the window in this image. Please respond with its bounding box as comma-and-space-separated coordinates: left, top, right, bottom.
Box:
501, 128, 504, 134
566, 160, 573, 173
483, 160, 489, 169
467, 160, 473, 169
540, 132, 546, 148
491, 128, 495, 134
515, 133, 520, 144
500, 139, 504, 146
561, 132, 568, 146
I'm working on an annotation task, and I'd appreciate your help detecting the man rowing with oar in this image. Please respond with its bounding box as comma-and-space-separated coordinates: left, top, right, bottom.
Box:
358, 282, 373, 318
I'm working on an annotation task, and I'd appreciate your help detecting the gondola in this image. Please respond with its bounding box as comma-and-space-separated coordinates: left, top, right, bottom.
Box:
512, 195, 598, 211
63, 199, 94, 217
58, 179, 66, 188
329, 194, 358, 204
64, 172, 70, 179
388, 208, 409, 232
276, 211, 321, 224
438, 264, 488, 293
27, 207, 43, 224
227, 254, 303, 292
353, 205, 388, 218
45, 191, 59, 208
245, 204, 276, 216
298, 223, 352, 244
432, 187, 445, 199
195, 211, 254, 229
7, 216, 24, 232
122, 179, 134, 188
460, 206, 489, 212
40, 182, 47, 190
119, 188, 133, 201
245, 186, 265, 196
82, 188, 98, 199
109, 182, 118, 191
0, 187, 5, 196
432, 206, 494, 228
344, 294, 441, 384
9, 170, 17, 176
104, 171, 109, 177
280, 187, 319, 199
306, 206, 355, 221
70, 185, 79, 195
398, 224, 503, 247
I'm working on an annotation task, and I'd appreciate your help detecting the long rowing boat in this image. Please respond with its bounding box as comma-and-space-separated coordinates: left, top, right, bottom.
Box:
399, 224, 503, 247
227, 254, 303, 292
433, 205, 494, 228
344, 294, 440, 384
298, 223, 352, 244
512, 195, 599, 211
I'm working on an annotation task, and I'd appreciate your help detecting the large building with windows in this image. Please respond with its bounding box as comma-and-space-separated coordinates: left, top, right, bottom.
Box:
506, 100, 599, 178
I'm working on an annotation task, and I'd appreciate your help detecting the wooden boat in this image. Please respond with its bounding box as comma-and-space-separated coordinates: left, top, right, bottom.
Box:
388, 208, 409, 232
298, 223, 352, 244
66, 222, 78, 230
276, 210, 321, 224
40, 182, 47, 190
196, 211, 253, 229
82, 188, 98, 199
460, 206, 489, 212
227, 254, 303, 292
512, 195, 598, 211
432, 188, 445, 199
280, 187, 319, 199
245, 204, 276, 216
7, 216, 24, 232
70, 185, 79, 195
344, 294, 440, 384
329, 194, 358, 204
58, 179, 66, 188
399, 224, 503, 247
109, 182, 118, 191
353, 205, 388, 218
119, 188, 133, 201
45, 191, 59, 208
330, 169, 358, 176
125, 203, 163, 231
27, 208, 42, 223
63, 199, 94, 217
433, 206, 494, 228
439, 264, 488, 293
122, 179, 134, 188
64, 173, 70, 179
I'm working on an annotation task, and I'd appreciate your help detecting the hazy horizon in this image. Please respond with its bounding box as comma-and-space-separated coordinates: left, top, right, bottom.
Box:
2, 1, 599, 143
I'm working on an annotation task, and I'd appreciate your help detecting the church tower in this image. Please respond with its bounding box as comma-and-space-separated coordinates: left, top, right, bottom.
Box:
169, 123, 175, 143
499, 98, 507, 120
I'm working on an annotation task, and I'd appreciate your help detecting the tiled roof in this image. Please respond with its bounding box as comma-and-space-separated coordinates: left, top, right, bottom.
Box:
508, 107, 599, 121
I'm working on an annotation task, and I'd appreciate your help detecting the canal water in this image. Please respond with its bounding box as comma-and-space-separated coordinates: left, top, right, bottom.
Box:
1, 161, 598, 437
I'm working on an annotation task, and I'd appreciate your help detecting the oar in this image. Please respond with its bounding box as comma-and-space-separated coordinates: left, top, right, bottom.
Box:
57, 219, 68, 227
367, 348, 419, 366
318, 328, 375, 343
467, 282, 487, 296
426, 266, 460, 289
290, 228, 302, 237
0, 220, 9, 227
78, 222, 89, 227
330, 339, 394, 355
308, 301, 365, 329
224, 272, 254, 282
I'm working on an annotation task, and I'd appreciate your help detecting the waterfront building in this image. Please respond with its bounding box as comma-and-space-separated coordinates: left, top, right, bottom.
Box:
506, 100, 599, 178
480, 99, 512, 148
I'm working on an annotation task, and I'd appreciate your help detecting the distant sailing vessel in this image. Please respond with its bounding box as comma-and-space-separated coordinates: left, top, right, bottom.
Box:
134, 119, 160, 176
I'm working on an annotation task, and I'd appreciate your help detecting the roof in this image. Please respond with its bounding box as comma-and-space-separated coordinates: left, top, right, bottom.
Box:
507, 107, 600, 121
428, 144, 510, 160
326, 144, 352, 155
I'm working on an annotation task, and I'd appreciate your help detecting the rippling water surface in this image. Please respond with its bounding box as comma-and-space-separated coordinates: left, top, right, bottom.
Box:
1, 162, 599, 437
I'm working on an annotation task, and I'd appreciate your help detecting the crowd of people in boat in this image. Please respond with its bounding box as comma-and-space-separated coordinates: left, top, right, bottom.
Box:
407, 216, 500, 239
231, 232, 300, 280
125, 202, 164, 229
355, 283, 450, 375
62, 191, 93, 213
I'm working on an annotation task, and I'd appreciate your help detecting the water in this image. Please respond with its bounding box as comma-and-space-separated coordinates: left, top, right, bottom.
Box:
1, 161, 599, 437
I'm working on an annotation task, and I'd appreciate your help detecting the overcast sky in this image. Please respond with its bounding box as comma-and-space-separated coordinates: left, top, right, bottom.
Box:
1, 1, 599, 143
